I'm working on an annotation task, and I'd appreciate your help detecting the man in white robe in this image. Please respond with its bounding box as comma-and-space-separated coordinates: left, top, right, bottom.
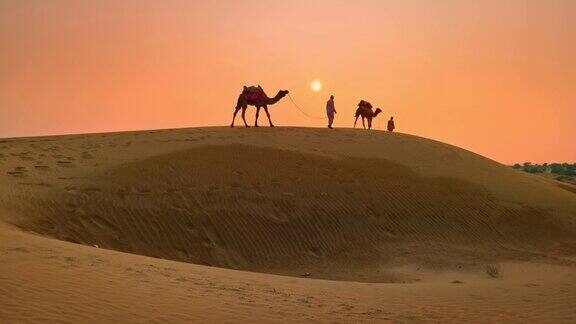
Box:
326, 95, 336, 128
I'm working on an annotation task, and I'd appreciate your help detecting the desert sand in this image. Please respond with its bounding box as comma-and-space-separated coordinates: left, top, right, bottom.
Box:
1, 126, 575, 322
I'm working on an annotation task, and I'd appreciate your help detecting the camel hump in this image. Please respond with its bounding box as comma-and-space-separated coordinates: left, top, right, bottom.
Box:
359, 100, 373, 109
242, 85, 268, 101
243, 85, 264, 93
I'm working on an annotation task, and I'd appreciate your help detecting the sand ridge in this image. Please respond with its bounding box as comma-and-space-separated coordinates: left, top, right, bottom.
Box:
2, 226, 576, 322
1, 127, 575, 322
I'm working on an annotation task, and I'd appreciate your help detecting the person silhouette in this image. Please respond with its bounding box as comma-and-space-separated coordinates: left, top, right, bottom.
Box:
326, 95, 337, 129
387, 116, 395, 132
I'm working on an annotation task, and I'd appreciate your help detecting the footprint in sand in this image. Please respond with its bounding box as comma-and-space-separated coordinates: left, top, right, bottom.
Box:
34, 164, 50, 171
81, 152, 94, 159
64, 202, 79, 212
63, 256, 78, 267
116, 187, 135, 199
18, 182, 53, 187
308, 246, 322, 258
137, 188, 152, 195
7, 166, 28, 177
57, 160, 74, 167
176, 248, 190, 259
80, 187, 102, 195
65, 186, 79, 194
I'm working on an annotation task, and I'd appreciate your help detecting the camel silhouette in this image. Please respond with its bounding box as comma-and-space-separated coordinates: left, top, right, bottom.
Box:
354, 106, 382, 130
231, 86, 289, 127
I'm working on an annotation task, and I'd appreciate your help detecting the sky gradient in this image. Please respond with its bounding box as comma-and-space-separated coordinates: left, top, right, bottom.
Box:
1, 0, 575, 163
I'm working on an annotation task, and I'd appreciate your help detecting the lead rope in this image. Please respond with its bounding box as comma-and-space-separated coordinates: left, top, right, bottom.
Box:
287, 93, 326, 120
287, 93, 386, 130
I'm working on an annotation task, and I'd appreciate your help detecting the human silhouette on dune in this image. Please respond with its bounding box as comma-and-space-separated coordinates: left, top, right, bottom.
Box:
387, 117, 395, 132
326, 95, 337, 129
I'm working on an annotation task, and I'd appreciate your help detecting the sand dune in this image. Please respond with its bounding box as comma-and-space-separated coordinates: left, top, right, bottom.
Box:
1, 127, 575, 322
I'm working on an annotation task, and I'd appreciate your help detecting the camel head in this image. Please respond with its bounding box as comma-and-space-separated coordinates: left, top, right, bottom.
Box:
374, 108, 382, 117
278, 90, 289, 98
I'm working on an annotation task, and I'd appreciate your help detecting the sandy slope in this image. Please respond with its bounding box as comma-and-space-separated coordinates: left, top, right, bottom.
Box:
1, 126, 575, 322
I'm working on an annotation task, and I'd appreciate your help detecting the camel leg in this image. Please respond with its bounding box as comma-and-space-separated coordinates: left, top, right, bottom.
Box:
368, 118, 372, 130
255, 106, 261, 127
241, 107, 249, 127
354, 116, 359, 128
231, 106, 241, 127
254, 106, 260, 127
263, 106, 274, 127
362, 117, 366, 129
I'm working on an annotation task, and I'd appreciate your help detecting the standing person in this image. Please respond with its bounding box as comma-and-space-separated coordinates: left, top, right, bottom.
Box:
387, 116, 395, 132
326, 95, 337, 129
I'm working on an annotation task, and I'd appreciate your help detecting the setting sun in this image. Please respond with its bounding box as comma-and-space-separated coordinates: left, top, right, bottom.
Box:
311, 80, 322, 92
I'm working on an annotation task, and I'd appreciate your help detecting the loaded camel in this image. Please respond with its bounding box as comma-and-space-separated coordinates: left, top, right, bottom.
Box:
231, 86, 289, 127
354, 100, 382, 129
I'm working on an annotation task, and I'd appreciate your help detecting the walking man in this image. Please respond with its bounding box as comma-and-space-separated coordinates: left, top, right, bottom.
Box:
387, 116, 395, 132
326, 95, 336, 129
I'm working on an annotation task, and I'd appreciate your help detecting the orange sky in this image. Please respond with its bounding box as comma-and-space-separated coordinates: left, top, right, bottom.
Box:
1, 0, 574, 163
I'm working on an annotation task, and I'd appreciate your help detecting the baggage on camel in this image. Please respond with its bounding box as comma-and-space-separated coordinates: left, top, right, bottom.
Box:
243, 85, 268, 101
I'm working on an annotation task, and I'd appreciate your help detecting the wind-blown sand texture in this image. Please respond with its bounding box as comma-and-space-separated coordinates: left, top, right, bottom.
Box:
1, 127, 575, 322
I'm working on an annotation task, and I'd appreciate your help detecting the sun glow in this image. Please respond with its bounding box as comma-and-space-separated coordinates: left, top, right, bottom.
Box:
311, 80, 322, 92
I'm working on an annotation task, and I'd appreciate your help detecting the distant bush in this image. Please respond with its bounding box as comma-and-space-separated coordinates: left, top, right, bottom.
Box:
521, 162, 545, 173
549, 163, 576, 176
512, 162, 576, 176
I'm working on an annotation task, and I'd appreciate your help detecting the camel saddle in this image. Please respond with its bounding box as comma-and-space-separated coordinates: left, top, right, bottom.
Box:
355, 100, 375, 117
358, 100, 373, 109
243, 85, 267, 101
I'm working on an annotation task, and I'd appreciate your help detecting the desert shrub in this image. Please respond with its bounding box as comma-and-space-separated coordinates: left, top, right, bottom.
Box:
485, 265, 500, 278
